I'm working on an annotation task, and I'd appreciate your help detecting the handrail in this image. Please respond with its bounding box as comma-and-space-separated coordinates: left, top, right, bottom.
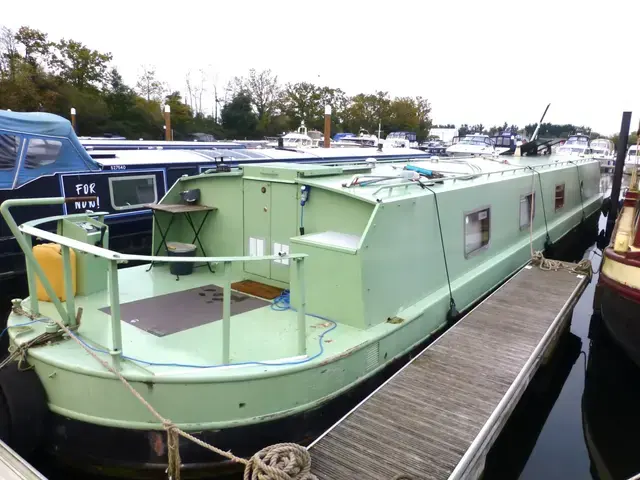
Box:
2, 197, 309, 369
18, 223, 307, 263
367, 158, 595, 199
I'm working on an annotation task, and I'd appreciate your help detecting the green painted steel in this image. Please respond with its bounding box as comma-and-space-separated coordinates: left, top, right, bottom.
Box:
2, 155, 602, 434
58, 215, 109, 296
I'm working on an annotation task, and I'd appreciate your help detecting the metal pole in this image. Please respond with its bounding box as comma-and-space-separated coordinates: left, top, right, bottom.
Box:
324, 105, 331, 148
607, 111, 632, 233
296, 258, 307, 355
24, 235, 39, 315
70, 107, 77, 133
108, 260, 123, 370
61, 245, 76, 327
164, 105, 172, 141
222, 261, 231, 364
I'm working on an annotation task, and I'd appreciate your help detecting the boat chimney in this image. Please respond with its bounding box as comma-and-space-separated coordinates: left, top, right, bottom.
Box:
607, 111, 632, 236
324, 105, 331, 148
164, 105, 172, 141
70, 107, 77, 132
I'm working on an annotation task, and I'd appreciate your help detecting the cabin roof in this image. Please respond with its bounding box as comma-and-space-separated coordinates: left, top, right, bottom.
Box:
93, 146, 432, 167
81, 139, 244, 150
249, 155, 597, 203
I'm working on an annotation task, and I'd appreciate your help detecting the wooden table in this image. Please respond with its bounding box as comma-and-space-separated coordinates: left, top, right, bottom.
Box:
144, 203, 217, 273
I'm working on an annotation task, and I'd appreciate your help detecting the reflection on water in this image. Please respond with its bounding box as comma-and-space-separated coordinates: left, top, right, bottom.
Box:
599, 170, 631, 196
483, 329, 584, 479
583, 314, 640, 480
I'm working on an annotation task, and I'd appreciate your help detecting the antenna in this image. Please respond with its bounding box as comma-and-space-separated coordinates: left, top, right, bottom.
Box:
530, 103, 550, 142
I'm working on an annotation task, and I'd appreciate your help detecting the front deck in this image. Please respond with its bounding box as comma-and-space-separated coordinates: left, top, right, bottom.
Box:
308, 262, 590, 479
18, 264, 364, 378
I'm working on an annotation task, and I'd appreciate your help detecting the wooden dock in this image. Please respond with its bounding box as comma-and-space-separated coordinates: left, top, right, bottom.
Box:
0, 440, 46, 480
308, 263, 589, 480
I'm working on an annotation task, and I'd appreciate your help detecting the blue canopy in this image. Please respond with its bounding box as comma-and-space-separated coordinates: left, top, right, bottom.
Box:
0, 110, 99, 190
0, 110, 75, 137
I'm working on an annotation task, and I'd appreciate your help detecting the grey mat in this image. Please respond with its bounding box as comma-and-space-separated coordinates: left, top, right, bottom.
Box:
100, 284, 269, 336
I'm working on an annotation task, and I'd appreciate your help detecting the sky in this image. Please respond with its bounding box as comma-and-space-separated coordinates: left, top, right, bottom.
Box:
3, 0, 640, 135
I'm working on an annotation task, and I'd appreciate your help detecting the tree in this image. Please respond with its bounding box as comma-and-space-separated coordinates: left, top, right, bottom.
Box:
610, 132, 638, 151
136, 65, 165, 102
280, 82, 323, 128
344, 91, 391, 134
0, 27, 19, 81
49, 39, 112, 89
415, 96, 432, 140
221, 91, 258, 139
185, 69, 209, 115
458, 124, 471, 136
14, 26, 50, 69
164, 91, 194, 140
245, 69, 281, 125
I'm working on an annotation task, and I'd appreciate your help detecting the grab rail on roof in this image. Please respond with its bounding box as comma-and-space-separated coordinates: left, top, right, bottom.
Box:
368, 158, 595, 199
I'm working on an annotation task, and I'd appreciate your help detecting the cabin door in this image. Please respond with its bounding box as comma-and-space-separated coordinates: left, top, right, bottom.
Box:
243, 180, 298, 283
269, 183, 298, 283
243, 180, 271, 279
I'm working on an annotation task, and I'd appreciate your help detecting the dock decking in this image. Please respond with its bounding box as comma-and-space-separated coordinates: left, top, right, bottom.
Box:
308, 262, 589, 480
0, 440, 46, 480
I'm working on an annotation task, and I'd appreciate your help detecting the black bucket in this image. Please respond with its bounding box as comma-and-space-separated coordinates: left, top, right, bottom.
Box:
166, 242, 196, 276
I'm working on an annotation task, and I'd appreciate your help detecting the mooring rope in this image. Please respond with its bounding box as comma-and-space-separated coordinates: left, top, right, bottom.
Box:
9, 302, 317, 480
526, 166, 551, 248
527, 168, 592, 279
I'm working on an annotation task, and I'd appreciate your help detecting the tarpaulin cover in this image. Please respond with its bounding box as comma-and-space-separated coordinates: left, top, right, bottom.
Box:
0, 110, 99, 189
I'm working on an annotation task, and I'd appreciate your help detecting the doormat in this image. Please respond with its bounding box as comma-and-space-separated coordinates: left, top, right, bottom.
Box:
100, 285, 268, 337
231, 280, 283, 300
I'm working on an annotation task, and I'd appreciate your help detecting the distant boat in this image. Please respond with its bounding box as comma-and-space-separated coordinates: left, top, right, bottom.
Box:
554, 143, 593, 158
564, 133, 591, 146
267, 122, 319, 149
446, 133, 510, 156
624, 144, 639, 175
590, 138, 616, 171
385, 131, 418, 148
491, 131, 527, 154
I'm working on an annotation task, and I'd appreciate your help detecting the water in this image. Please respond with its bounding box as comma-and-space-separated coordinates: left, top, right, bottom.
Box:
10, 173, 640, 479
485, 173, 640, 480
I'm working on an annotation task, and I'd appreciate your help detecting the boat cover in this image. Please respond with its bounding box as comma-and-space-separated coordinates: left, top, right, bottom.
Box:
0, 110, 99, 190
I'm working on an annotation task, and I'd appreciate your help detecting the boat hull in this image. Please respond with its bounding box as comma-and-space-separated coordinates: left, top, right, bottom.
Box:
39, 335, 435, 479
596, 274, 640, 369
35, 208, 600, 479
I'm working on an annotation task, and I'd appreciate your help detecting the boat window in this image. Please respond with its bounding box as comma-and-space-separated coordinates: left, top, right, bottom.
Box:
0, 134, 19, 171
555, 184, 565, 210
464, 207, 490, 256
519, 193, 535, 229
24, 138, 62, 169
109, 175, 158, 210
